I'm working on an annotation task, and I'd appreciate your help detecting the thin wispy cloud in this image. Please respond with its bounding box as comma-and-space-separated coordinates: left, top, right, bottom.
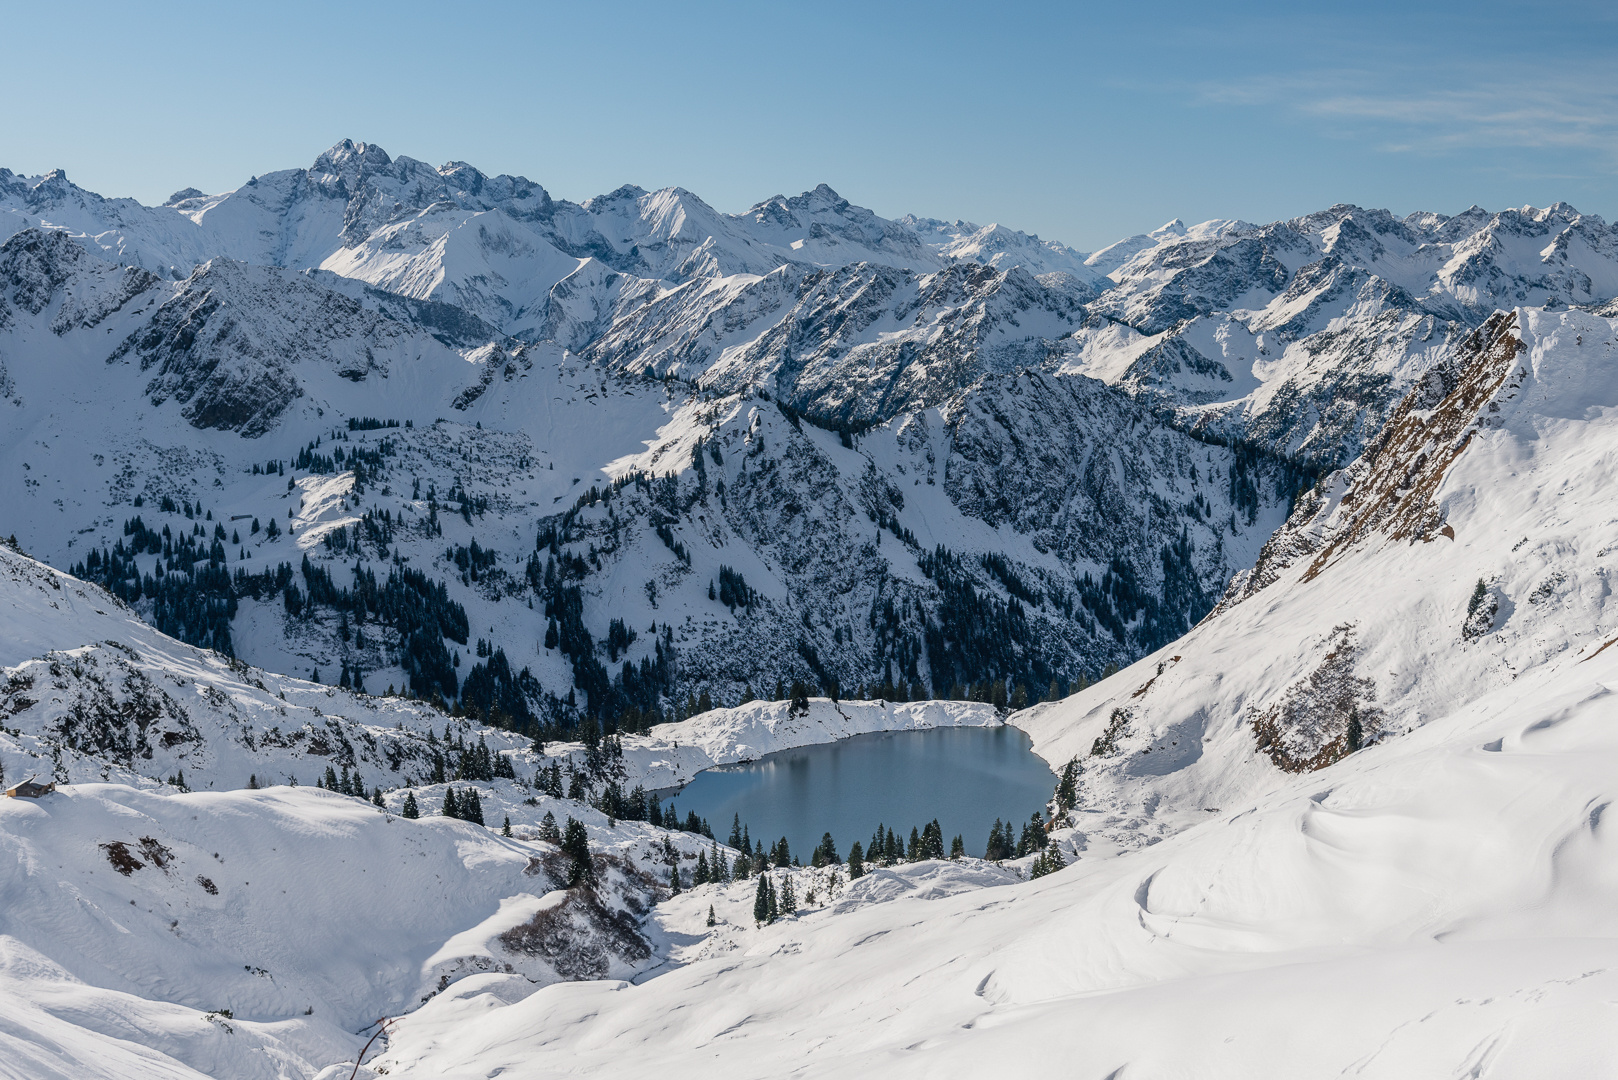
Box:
1198, 68, 1618, 162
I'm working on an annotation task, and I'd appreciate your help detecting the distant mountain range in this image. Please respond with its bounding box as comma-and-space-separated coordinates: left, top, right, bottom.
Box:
5, 141, 1618, 728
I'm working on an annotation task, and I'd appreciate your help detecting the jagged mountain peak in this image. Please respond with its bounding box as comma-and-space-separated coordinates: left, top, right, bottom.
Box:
311, 137, 394, 174
583, 183, 652, 209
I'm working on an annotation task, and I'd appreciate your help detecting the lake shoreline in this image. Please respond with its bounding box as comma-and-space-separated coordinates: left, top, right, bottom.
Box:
550, 698, 1009, 793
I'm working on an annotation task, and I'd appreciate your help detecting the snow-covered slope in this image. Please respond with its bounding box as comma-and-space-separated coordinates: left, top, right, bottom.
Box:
1016, 306, 1618, 849
374, 639, 1618, 1077
352, 306, 1618, 1079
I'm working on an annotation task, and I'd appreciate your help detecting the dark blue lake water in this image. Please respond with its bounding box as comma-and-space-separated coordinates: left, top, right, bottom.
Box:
661, 725, 1057, 862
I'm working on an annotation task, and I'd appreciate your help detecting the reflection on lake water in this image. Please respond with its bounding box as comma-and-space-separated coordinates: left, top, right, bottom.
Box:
662, 725, 1056, 860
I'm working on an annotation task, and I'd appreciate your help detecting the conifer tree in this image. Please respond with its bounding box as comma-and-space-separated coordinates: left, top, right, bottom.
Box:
402, 791, 420, 819
443, 787, 460, 819
780, 874, 796, 915
1055, 758, 1080, 812
949, 834, 965, 859
669, 863, 682, 895
562, 816, 593, 885
706, 904, 716, 927
538, 810, 560, 842
753, 875, 770, 926
694, 850, 710, 885
985, 819, 1010, 861
729, 814, 743, 849
766, 877, 779, 923
502, 815, 512, 837
372, 787, 384, 808
848, 841, 865, 879
463, 788, 485, 826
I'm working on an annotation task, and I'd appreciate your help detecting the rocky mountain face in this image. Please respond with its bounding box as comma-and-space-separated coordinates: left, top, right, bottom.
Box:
4, 140, 1618, 738
1059, 201, 1618, 467
1015, 304, 1618, 851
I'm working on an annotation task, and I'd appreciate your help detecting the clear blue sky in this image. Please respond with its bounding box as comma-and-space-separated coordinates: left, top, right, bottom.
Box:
4, 0, 1615, 251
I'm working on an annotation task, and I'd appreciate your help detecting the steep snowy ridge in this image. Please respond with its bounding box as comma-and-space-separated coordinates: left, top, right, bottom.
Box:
1013, 305, 1618, 847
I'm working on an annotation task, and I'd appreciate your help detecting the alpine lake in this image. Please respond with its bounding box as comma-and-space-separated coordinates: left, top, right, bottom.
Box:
660, 725, 1057, 861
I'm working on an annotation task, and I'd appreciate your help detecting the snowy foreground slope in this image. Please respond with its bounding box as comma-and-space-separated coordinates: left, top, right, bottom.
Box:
351, 308, 1618, 1076
0, 544, 1016, 1078
383, 638, 1618, 1078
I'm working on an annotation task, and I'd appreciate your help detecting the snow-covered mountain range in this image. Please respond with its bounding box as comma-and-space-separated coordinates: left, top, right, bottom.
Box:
5, 286, 1618, 1076
11, 141, 1615, 734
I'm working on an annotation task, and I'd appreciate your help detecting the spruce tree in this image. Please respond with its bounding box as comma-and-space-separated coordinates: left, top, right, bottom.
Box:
443, 787, 460, 819
1055, 758, 1080, 812
766, 877, 779, 923
669, 863, 682, 895
706, 904, 716, 927
562, 816, 593, 886
949, 834, 964, 859
728, 814, 743, 849
502, 815, 512, 837
712, 842, 729, 883
848, 841, 865, 879
753, 875, 770, 926
986, 819, 1006, 861
402, 791, 420, 819
463, 788, 485, 826
694, 850, 710, 885
780, 874, 796, 915
538, 810, 560, 842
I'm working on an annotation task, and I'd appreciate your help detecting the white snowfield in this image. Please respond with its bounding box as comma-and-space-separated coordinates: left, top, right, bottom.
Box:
3, 304, 1618, 1077
377, 645, 1618, 1078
